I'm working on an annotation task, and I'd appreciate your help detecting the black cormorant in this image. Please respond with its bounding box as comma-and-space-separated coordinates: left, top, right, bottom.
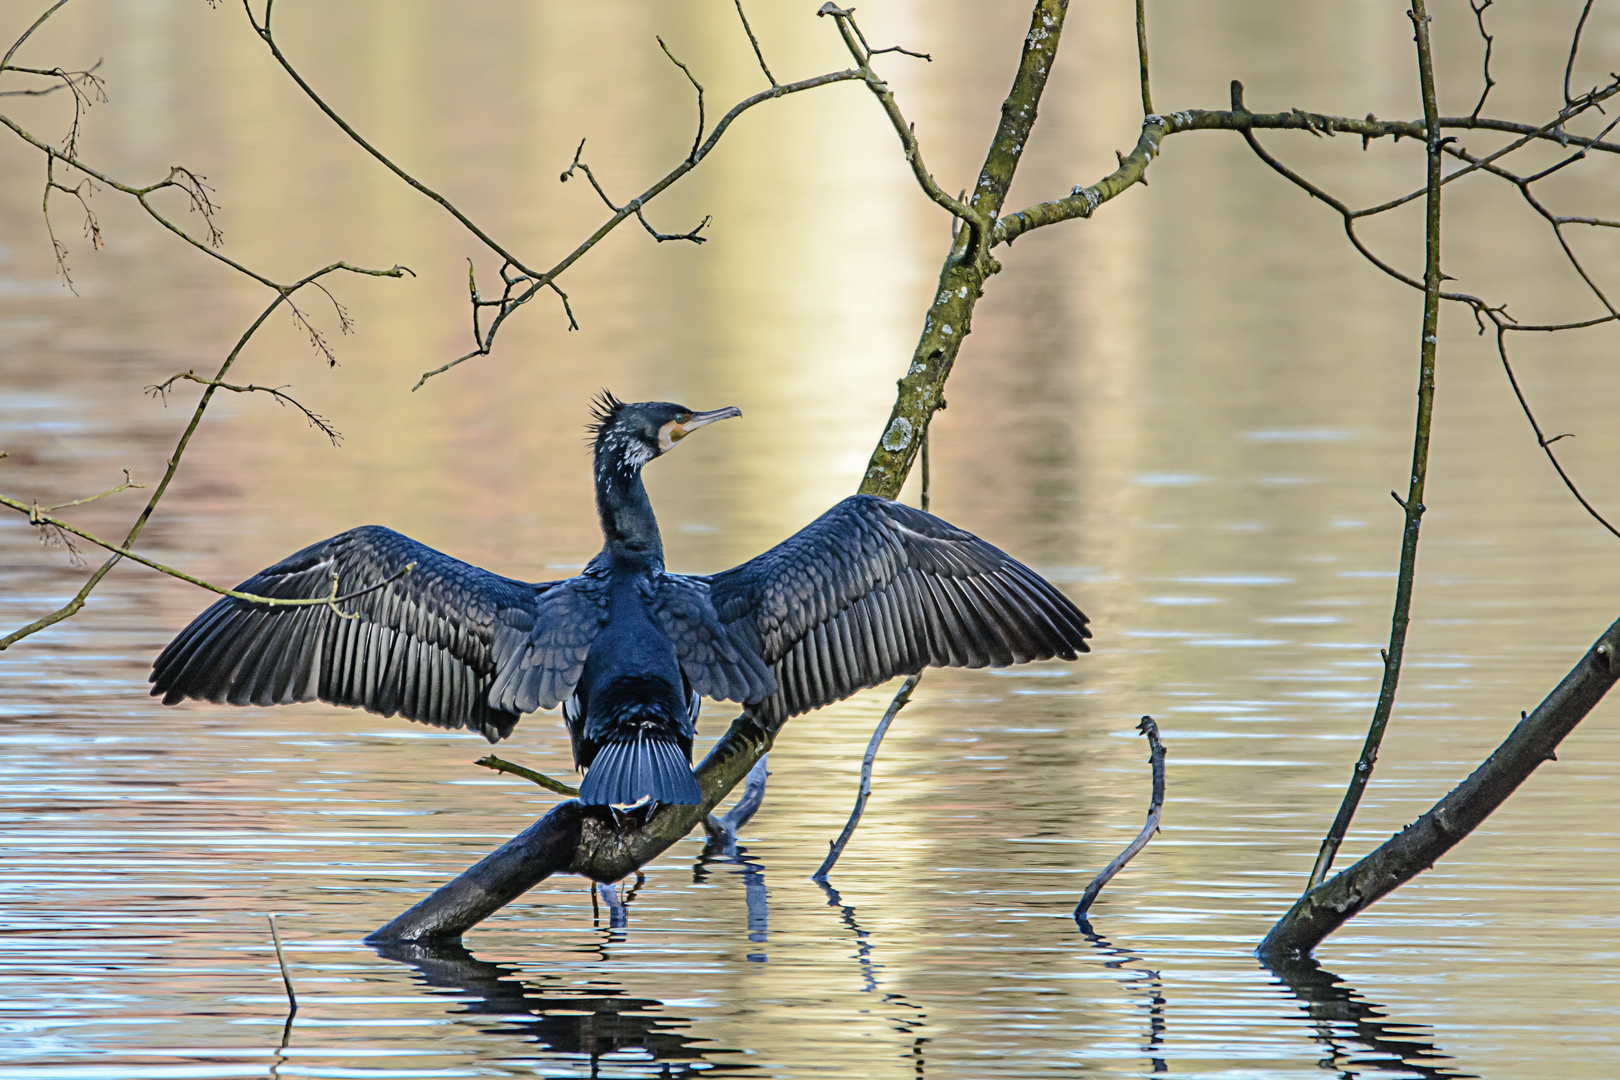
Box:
151, 394, 1091, 806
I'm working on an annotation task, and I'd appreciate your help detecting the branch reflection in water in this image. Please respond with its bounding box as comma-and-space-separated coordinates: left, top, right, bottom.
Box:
1075, 918, 1168, 1074
372, 938, 753, 1077
1262, 953, 1473, 1080
816, 879, 928, 1072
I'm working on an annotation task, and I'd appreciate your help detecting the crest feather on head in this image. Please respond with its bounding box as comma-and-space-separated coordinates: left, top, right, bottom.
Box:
587, 390, 627, 440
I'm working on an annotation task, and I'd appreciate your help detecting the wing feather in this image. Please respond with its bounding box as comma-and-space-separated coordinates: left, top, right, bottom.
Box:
704, 495, 1091, 726
150, 525, 604, 742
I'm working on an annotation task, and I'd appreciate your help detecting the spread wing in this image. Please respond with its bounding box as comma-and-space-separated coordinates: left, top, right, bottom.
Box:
149, 526, 607, 742
702, 495, 1091, 727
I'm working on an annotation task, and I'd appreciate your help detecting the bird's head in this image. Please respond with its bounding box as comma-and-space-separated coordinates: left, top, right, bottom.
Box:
588, 391, 742, 474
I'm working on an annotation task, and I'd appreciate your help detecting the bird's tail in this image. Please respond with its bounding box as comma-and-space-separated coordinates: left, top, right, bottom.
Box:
579, 732, 703, 806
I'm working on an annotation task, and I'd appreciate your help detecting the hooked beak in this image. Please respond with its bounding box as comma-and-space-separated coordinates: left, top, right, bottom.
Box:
674, 406, 742, 436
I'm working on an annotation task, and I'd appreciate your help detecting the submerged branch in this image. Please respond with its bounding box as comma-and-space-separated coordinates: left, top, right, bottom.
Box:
368, 713, 772, 942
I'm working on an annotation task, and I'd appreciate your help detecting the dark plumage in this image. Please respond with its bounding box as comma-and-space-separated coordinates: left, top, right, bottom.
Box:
151, 393, 1092, 806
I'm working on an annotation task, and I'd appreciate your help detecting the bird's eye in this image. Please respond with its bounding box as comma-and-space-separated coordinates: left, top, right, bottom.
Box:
678, 413, 692, 424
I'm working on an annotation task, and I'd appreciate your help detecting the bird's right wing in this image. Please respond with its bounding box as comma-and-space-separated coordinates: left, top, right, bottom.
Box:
703, 494, 1091, 727
150, 526, 608, 742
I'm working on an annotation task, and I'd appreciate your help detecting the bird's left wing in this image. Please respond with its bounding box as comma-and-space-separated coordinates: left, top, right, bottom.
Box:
700, 494, 1092, 727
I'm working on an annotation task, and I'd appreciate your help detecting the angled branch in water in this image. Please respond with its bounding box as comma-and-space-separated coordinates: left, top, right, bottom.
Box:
703, 753, 769, 858
1263, 614, 1620, 959
812, 674, 920, 882
1075, 716, 1166, 919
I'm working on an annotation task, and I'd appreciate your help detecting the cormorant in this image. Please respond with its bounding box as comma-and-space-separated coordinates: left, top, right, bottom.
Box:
151, 394, 1091, 806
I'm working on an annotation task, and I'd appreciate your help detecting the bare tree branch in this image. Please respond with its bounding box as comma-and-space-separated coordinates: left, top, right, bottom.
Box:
0, 260, 410, 650
732, 0, 776, 87
474, 755, 580, 798
147, 373, 342, 445
0, 0, 70, 70
1304, 0, 1448, 894
1263, 614, 1620, 958
1135, 0, 1152, 116
812, 674, 919, 881
655, 35, 704, 162
819, 4, 989, 261
0, 490, 416, 614
1468, 0, 1497, 120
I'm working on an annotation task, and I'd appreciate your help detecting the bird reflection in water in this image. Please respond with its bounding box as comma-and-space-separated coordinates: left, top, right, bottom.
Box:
1263, 953, 1473, 1080
373, 939, 754, 1078
592, 871, 645, 934
693, 841, 769, 963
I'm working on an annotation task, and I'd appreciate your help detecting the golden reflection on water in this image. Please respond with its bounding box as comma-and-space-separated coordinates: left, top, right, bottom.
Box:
3, 0, 1620, 1077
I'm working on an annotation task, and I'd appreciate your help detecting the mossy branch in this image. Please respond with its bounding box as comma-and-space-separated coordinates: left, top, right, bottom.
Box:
859, 0, 1069, 499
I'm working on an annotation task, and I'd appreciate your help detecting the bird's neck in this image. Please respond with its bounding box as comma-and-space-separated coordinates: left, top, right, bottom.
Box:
595, 456, 664, 570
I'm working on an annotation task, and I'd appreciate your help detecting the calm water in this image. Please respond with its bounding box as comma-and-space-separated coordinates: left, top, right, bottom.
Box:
4, 1, 1620, 1077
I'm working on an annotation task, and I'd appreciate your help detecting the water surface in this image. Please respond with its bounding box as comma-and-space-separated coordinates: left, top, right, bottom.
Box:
3, 1, 1620, 1077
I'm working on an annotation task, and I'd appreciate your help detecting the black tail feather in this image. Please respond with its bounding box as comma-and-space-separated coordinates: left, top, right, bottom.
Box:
579, 733, 703, 806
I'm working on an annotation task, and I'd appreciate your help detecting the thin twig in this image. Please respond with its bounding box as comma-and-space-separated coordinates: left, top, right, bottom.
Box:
656, 36, 705, 162
473, 755, 580, 798
148, 373, 341, 444
1306, 0, 1446, 892
1075, 717, 1166, 919
1135, 0, 1152, 116
732, 0, 777, 87
1468, 0, 1496, 120
1564, 0, 1596, 107
1495, 324, 1620, 539
44, 471, 142, 512
0, 492, 414, 610
818, 4, 987, 263
920, 430, 930, 513
812, 674, 920, 881
1, 0, 73, 72
267, 914, 297, 1016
